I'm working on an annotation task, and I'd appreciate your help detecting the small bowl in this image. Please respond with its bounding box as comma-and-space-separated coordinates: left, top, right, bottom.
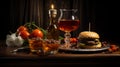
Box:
28, 38, 60, 55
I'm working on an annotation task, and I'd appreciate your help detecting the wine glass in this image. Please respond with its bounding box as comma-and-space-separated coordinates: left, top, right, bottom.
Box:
58, 9, 80, 48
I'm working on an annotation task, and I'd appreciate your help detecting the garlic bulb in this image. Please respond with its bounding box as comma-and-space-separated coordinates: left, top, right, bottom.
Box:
6, 33, 16, 47
14, 35, 24, 47
6, 33, 24, 47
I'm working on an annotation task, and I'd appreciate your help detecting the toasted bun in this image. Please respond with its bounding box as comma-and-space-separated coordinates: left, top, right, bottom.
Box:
78, 31, 100, 39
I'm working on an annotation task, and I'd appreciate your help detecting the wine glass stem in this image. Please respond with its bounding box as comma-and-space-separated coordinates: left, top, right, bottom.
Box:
64, 32, 71, 48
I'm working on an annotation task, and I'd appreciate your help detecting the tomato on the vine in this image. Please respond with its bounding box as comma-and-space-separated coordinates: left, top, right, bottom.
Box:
17, 26, 28, 33
30, 29, 43, 38
19, 30, 30, 39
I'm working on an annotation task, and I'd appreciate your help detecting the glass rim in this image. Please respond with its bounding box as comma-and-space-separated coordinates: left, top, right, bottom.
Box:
60, 9, 78, 11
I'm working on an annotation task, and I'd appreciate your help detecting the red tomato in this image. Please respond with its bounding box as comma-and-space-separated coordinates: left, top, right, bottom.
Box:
17, 26, 28, 32
110, 45, 118, 51
70, 38, 77, 43
30, 29, 43, 38
19, 30, 30, 39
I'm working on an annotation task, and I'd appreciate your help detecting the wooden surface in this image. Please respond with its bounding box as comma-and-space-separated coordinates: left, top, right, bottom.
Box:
0, 46, 120, 57
0, 41, 120, 66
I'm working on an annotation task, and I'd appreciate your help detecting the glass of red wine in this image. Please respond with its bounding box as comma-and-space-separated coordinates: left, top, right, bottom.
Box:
58, 9, 80, 48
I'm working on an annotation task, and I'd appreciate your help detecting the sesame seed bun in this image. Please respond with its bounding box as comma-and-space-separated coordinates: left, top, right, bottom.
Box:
78, 31, 100, 39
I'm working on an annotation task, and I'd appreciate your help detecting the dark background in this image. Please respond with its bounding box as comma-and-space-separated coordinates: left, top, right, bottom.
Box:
0, 0, 119, 44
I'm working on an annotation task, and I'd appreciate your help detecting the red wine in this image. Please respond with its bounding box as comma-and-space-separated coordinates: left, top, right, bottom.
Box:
58, 20, 80, 32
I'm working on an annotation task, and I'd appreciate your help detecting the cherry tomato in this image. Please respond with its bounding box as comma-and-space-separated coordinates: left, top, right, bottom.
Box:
19, 30, 30, 39
17, 26, 28, 33
110, 45, 118, 51
70, 38, 77, 43
30, 29, 43, 38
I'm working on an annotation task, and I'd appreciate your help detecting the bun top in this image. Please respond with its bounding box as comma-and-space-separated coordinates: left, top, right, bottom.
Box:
78, 31, 100, 39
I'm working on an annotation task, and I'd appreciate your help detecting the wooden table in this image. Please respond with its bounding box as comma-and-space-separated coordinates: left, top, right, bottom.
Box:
0, 41, 120, 67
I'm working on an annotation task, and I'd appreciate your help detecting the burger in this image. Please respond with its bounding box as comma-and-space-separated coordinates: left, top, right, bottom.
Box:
77, 31, 102, 49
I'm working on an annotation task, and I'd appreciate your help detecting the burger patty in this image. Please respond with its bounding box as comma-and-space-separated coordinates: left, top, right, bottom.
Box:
79, 38, 100, 45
